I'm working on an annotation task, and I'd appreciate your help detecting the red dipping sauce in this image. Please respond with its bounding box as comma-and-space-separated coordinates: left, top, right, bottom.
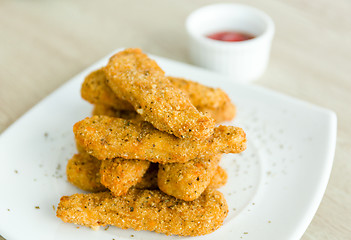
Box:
207, 31, 255, 42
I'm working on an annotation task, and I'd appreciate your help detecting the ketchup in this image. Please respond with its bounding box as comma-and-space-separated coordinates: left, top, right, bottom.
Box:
207, 31, 255, 42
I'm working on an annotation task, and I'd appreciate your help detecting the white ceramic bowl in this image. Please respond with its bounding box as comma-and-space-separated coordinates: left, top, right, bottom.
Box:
186, 3, 275, 82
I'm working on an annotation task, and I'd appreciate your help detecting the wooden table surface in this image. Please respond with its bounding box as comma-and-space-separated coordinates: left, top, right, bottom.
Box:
0, 0, 350, 239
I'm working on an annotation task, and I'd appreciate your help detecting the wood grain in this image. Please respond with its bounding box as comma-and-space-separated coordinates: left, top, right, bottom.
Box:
0, 0, 350, 239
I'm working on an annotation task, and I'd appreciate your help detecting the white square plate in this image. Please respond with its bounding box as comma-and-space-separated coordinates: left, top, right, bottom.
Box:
0, 50, 337, 240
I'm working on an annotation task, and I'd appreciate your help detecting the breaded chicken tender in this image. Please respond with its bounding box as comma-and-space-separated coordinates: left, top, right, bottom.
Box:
66, 152, 157, 193
66, 152, 106, 192
158, 155, 222, 201
74, 115, 246, 163
137, 164, 228, 191
56, 188, 228, 236
210, 166, 228, 188
104, 48, 215, 140
66, 155, 227, 193
83, 68, 235, 123
81, 69, 133, 110
135, 164, 227, 191
168, 76, 236, 123
136, 164, 228, 191
100, 158, 150, 196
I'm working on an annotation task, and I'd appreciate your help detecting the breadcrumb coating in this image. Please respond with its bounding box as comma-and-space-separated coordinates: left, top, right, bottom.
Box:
100, 158, 150, 196
73, 115, 246, 163
56, 188, 228, 236
138, 164, 229, 191
65, 155, 227, 193
168, 76, 236, 123
104, 48, 215, 140
81, 69, 133, 110
66, 152, 106, 192
83, 68, 235, 123
158, 155, 222, 201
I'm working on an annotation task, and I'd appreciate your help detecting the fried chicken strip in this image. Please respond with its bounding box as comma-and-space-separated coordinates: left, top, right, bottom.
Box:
100, 158, 150, 196
74, 115, 246, 163
139, 165, 228, 190
67, 152, 150, 195
66, 153, 227, 193
104, 48, 215, 140
56, 188, 228, 236
168, 76, 236, 123
83, 69, 235, 123
66, 152, 106, 192
81, 68, 133, 110
158, 155, 222, 201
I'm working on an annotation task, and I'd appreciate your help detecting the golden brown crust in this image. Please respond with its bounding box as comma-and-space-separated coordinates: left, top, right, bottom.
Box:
73, 115, 246, 163
100, 158, 150, 196
66, 154, 226, 193
158, 155, 222, 201
83, 68, 235, 123
66, 153, 106, 192
168, 76, 236, 122
81, 69, 133, 110
104, 48, 215, 140
66, 153, 157, 193
56, 188, 228, 236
